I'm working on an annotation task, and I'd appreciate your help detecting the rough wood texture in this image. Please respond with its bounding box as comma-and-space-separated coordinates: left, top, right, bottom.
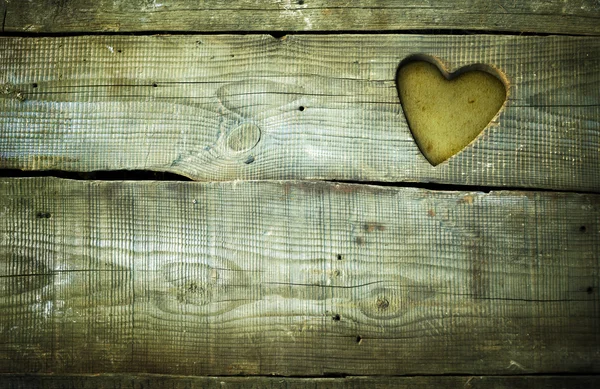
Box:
2, 0, 599, 35
2, 374, 600, 389
1, 35, 598, 191
1, 178, 598, 376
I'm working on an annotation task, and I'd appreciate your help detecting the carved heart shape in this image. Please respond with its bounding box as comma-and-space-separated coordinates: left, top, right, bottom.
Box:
397, 57, 507, 166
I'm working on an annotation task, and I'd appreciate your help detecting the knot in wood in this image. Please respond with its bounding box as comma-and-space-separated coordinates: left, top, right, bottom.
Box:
226, 123, 261, 152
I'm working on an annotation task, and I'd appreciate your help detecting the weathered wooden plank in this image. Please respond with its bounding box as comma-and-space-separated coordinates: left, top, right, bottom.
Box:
1, 35, 598, 191
2, 374, 600, 389
2, 0, 600, 35
0, 178, 598, 376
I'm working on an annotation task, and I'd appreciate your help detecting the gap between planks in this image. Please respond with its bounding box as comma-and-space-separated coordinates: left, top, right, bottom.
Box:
1, 374, 600, 389
2, 169, 600, 196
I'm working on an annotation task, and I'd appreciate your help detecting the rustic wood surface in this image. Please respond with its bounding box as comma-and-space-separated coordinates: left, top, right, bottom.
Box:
0, 178, 598, 376
2, 0, 600, 35
0, 35, 598, 191
2, 374, 600, 389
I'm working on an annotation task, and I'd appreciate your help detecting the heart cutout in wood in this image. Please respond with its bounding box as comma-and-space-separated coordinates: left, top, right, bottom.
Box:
397, 57, 507, 166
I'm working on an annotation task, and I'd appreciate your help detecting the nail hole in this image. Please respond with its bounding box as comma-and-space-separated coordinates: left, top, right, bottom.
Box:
32, 83, 38, 88
36, 212, 51, 219
298, 0, 305, 4
336, 254, 342, 260
152, 83, 158, 88
587, 287, 594, 294
356, 335, 362, 344
579, 225, 587, 233
299, 106, 305, 112
332, 314, 341, 321
117, 49, 122, 53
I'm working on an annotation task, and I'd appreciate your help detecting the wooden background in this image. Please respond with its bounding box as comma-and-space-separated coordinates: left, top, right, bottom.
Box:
0, 0, 599, 388
1, 35, 598, 191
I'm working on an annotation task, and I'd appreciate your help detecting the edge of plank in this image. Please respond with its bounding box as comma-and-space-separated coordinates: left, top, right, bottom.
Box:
1, 374, 599, 389
2, 0, 600, 35
1, 34, 599, 192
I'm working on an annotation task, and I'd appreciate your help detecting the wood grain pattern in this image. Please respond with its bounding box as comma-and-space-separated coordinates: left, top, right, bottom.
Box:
1, 178, 598, 376
2, 374, 600, 389
2, 0, 600, 35
0, 35, 598, 191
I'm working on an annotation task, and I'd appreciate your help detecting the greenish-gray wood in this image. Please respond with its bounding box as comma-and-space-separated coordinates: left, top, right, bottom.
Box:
2, 0, 599, 35
0, 178, 598, 376
0, 35, 598, 191
2, 374, 599, 389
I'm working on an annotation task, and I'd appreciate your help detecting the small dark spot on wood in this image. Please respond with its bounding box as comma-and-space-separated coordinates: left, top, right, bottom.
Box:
36, 212, 51, 219
355, 236, 365, 245
196, 40, 203, 45
587, 286, 594, 294
356, 335, 362, 344
32, 83, 38, 88
244, 155, 255, 164
363, 223, 385, 233
299, 106, 305, 112
117, 49, 122, 53
468, 98, 475, 103
332, 314, 341, 321
336, 254, 342, 260
298, 0, 305, 4
230, 54, 235, 57
152, 83, 158, 88
580, 225, 587, 233
376, 297, 389, 309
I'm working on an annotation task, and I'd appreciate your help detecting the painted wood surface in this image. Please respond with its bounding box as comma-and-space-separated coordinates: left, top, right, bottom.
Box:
1, 178, 598, 376
0, 35, 598, 191
1, 374, 599, 389
2, 0, 600, 35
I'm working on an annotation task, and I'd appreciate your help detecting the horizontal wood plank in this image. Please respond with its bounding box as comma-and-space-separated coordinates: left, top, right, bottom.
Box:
2, 374, 600, 389
0, 178, 598, 375
0, 35, 598, 191
2, 0, 600, 35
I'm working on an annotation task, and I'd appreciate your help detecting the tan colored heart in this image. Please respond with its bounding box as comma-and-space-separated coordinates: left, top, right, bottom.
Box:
397, 60, 507, 166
